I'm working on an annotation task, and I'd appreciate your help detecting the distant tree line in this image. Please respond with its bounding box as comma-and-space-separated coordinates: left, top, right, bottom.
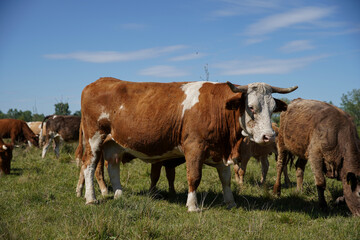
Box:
0, 101, 81, 122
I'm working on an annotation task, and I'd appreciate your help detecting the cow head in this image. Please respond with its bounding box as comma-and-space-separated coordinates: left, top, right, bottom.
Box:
343, 172, 360, 216
0, 144, 14, 175
226, 82, 297, 144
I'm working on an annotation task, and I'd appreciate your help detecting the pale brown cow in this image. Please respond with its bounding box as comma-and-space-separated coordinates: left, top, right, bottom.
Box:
27, 121, 47, 146
233, 123, 290, 186
273, 98, 360, 216
0, 138, 13, 176
80, 77, 297, 211
0, 119, 39, 147
41, 115, 81, 158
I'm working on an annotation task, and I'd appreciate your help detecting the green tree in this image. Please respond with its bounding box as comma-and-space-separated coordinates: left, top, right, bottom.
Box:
73, 110, 81, 117
340, 89, 360, 127
54, 102, 71, 115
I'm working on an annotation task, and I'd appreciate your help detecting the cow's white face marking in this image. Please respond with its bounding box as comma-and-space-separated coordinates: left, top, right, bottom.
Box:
98, 112, 110, 121
181, 81, 218, 118
2, 145, 7, 150
240, 83, 276, 144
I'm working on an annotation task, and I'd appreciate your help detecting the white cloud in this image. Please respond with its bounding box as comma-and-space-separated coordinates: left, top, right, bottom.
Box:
245, 7, 335, 36
214, 55, 328, 75
169, 52, 205, 61
138, 65, 189, 78
244, 38, 267, 45
280, 40, 315, 53
44, 45, 187, 63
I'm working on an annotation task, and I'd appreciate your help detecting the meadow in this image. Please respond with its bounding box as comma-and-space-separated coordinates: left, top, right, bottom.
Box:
0, 144, 359, 240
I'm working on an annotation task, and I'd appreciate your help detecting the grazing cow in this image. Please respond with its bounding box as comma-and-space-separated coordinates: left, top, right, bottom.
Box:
273, 98, 360, 216
27, 121, 47, 146
0, 138, 13, 176
80, 77, 297, 211
0, 119, 39, 147
233, 122, 290, 186
41, 115, 81, 158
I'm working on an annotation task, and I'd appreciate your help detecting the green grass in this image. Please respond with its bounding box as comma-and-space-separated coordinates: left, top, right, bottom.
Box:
0, 144, 359, 240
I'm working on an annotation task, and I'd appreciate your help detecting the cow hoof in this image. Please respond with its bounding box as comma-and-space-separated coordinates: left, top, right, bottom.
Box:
76, 191, 82, 198
114, 189, 123, 199
85, 199, 99, 205
226, 202, 237, 210
335, 196, 345, 205
187, 206, 200, 212
101, 189, 109, 196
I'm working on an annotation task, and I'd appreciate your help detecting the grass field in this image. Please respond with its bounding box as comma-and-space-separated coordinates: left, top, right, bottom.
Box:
0, 144, 359, 240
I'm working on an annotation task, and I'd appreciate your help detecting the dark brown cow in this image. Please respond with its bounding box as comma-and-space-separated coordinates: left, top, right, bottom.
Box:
80, 77, 297, 211
273, 98, 360, 216
41, 115, 81, 158
0, 119, 39, 147
0, 138, 13, 176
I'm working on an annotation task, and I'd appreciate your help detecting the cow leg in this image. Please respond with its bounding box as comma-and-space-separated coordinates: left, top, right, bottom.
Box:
165, 166, 176, 194
107, 159, 123, 199
41, 136, 53, 158
149, 162, 162, 193
273, 150, 287, 196
95, 154, 108, 196
184, 147, 204, 212
282, 160, 291, 187
76, 154, 108, 197
76, 163, 86, 197
308, 156, 327, 210
54, 136, 61, 158
295, 158, 307, 192
259, 156, 269, 184
235, 156, 250, 185
215, 163, 236, 209
83, 132, 104, 204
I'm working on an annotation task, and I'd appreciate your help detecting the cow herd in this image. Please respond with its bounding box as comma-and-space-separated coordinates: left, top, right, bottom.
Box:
0, 77, 359, 216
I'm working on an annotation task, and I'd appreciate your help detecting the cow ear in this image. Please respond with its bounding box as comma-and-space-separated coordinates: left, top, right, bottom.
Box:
226, 94, 243, 110
347, 172, 358, 192
274, 98, 288, 112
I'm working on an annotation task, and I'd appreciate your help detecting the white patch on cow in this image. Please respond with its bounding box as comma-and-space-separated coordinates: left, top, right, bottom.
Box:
180, 81, 218, 118
119, 104, 124, 110
84, 163, 96, 203
2, 145, 7, 150
186, 191, 199, 212
89, 131, 103, 155
98, 112, 110, 121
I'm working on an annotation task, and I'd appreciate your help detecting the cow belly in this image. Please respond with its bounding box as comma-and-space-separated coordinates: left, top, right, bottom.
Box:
103, 140, 184, 163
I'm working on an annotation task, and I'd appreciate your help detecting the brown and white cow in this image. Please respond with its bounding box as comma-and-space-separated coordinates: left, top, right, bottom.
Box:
233, 122, 290, 186
27, 121, 47, 146
273, 98, 360, 216
0, 138, 13, 176
80, 77, 297, 211
41, 115, 81, 158
0, 119, 39, 147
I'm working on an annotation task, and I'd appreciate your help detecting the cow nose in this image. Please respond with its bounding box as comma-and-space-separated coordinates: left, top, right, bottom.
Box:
263, 134, 275, 143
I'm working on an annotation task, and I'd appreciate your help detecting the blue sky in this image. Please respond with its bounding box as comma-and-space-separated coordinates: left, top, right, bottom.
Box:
1, 0, 359, 115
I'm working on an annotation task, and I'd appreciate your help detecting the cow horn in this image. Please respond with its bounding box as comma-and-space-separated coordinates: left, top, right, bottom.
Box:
271, 85, 298, 94
227, 81, 248, 93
